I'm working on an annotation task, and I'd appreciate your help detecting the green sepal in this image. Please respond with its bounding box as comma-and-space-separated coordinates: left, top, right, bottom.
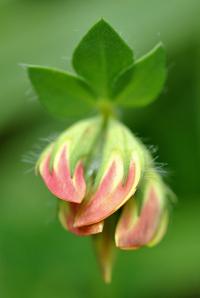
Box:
93, 118, 144, 189
135, 165, 169, 215
47, 117, 103, 176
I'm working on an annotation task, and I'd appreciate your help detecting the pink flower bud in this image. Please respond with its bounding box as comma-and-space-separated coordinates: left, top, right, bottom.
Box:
37, 117, 102, 203
115, 171, 169, 249
37, 117, 144, 226
39, 146, 86, 203
74, 154, 139, 227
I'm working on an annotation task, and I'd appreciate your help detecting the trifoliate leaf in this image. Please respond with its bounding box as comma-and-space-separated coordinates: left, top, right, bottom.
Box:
72, 19, 133, 98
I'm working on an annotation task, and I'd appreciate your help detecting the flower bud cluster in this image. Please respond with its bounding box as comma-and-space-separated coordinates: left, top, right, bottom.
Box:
37, 117, 170, 281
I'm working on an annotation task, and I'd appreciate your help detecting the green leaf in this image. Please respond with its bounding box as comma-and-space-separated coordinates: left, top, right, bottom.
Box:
27, 66, 96, 119
72, 19, 133, 98
113, 43, 166, 107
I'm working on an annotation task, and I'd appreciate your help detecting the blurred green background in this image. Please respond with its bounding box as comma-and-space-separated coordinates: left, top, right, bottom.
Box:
1, 0, 200, 297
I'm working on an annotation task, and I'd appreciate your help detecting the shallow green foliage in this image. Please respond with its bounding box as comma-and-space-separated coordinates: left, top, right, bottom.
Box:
113, 43, 166, 107
72, 19, 133, 98
27, 66, 96, 118
27, 20, 166, 119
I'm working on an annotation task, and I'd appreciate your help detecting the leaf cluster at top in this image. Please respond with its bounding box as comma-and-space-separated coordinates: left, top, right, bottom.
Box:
27, 19, 166, 119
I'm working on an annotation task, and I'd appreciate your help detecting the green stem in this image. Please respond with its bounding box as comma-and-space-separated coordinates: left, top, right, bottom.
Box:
97, 99, 116, 121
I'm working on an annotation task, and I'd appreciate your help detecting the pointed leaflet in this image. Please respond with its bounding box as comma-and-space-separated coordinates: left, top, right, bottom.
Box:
113, 43, 166, 107
27, 66, 96, 119
72, 19, 133, 98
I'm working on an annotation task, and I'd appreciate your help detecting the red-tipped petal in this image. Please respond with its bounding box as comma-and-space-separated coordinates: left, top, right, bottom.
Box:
75, 157, 139, 227
40, 146, 86, 203
59, 202, 104, 236
115, 186, 162, 249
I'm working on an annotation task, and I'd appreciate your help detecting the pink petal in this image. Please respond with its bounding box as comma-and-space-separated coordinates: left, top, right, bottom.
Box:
59, 202, 104, 236
40, 146, 86, 203
115, 186, 162, 249
74, 159, 137, 227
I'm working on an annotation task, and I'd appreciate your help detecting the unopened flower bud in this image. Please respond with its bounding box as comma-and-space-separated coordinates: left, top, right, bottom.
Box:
74, 118, 144, 227
37, 117, 145, 230
115, 169, 169, 249
37, 117, 102, 203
